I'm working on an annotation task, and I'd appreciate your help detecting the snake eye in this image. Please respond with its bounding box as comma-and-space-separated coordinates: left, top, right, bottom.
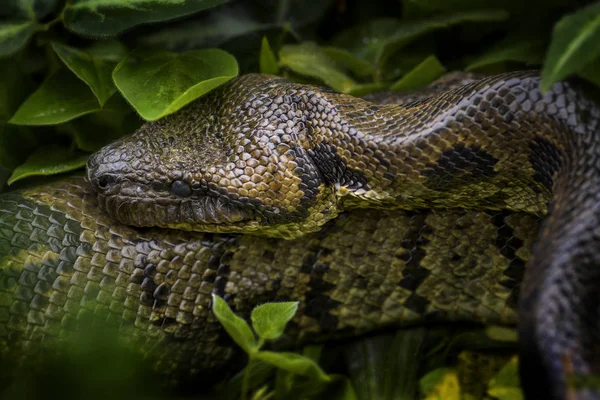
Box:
171, 180, 192, 197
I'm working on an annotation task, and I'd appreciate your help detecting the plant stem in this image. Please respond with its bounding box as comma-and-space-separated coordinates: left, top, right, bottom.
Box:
242, 356, 254, 400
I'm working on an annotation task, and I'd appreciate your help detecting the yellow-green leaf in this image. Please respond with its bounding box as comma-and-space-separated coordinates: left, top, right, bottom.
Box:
390, 55, 445, 91
259, 36, 279, 75
541, 2, 600, 91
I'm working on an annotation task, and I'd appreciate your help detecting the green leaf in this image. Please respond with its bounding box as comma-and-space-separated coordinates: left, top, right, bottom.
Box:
419, 368, 461, 400
259, 36, 279, 75
52, 42, 118, 106
466, 38, 545, 71
487, 357, 523, 400
62, 0, 228, 37
332, 10, 509, 68
113, 48, 238, 121
211, 294, 258, 355
0, 21, 37, 57
255, 351, 331, 382
8, 145, 89, 185
321, 47, 375, 78
541, 2, 600, 91
390, 54, 445, 91
484, 326, 518, 343
251, 302, 298, 340
9, 68, 101, 126
279, 43, 356, 93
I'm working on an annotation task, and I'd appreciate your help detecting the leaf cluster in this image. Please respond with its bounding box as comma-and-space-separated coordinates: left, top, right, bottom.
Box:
1, 0, 600, 190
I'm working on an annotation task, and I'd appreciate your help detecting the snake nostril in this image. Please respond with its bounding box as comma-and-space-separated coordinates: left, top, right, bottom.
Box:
96, 175, 116, 190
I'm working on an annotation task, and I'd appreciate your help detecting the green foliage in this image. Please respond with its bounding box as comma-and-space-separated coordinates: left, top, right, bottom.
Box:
212, 295, 345, 399
0, 0, 598, 187
1, 0, 600, 398
541, 2, 600, 91
113, 48, 238, 120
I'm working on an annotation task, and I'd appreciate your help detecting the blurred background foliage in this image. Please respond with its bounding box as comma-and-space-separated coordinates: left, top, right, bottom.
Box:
1, 0, 599, 398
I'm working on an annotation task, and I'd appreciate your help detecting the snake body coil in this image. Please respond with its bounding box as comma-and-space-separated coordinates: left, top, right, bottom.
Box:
1, 72, 599, 399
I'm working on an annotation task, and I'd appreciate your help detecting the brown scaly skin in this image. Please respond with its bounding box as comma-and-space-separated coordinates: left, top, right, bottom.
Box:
86, 71, 600, 399
0, 177, 537, 384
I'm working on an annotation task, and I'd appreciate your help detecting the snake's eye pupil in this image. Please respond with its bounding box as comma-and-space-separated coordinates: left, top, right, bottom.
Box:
97, 175, 115, 189
171, 180, 192, 197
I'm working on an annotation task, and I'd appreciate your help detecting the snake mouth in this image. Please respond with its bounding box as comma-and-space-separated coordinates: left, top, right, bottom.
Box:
93, 178, 254, 229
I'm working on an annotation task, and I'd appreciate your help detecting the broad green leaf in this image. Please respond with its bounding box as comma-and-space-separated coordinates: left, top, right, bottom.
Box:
541, 2, 600, 91
332, 10, 509, 68
279, 43, 356, 93
321, 47, 375, 78
420, 368, 461, 400
52, 42, 118, 106
86, 40, 129, 62
211, 294, 258, 354
467, 38, 545, 71
10, 68, 101, 126
259, 36, 279, 75
487, 357, 523, 400
8, 145, 89, 185
62, 0, 228, 37
0, 21, 37, 57
255, 351, 331, 382
251, 302, 298, 340
113, 48, 238, 121
390, 54, 445, 91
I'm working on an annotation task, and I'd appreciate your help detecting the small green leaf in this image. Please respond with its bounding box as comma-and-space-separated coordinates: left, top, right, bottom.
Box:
390, 55, 445, 91
259, 36, 279, 75
346, 82, 387, 97
211, 294, 258, 354
419, 368, 461, 400
8, 145, 89, 185
487, 357, 523, 400
279, 43, 357, 93
321, 47, 375, 77
255, 351, 331, 382
52, 42, 118, 106
251, 302, 298, 340
10, 68, 101, 126
332, 10, 509, 68
113, 48, 238, 121
0, 21, 37, 57
541, 2, 600, 91
466, 38, 545, 71
484, 326, 518, 343
63, 0, 228, 37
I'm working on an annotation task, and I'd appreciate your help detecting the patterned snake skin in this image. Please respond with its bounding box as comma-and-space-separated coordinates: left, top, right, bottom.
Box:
2, 72, 600, 398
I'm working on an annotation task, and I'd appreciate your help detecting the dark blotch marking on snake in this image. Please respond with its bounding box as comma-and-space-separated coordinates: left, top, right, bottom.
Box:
489, 211, 525, 308
307, 143, 368, 190
422, 144, 499, 190
397, 213, 432, 292
301, 246, 341, 332
529, 136, 563, 191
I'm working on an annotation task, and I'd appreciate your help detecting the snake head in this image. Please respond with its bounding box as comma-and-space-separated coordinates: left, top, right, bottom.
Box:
86, 74, 348, 239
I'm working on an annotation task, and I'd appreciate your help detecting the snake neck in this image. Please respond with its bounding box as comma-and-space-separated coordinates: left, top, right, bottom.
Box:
316, 71, 574, 215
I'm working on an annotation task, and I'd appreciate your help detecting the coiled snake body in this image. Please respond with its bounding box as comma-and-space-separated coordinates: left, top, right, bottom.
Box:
1, 71, 599, 399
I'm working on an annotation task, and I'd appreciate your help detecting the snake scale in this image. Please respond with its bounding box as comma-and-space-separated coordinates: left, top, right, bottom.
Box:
1, 71, 600, 399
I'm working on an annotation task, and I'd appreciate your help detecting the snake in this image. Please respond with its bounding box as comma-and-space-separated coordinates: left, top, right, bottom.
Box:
1, 71, 599, 399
